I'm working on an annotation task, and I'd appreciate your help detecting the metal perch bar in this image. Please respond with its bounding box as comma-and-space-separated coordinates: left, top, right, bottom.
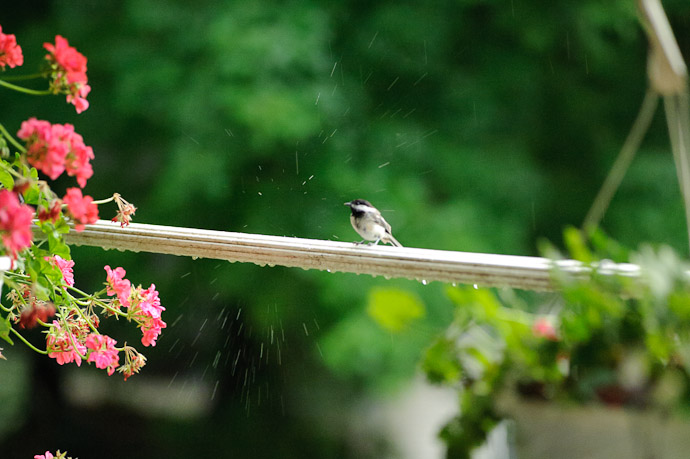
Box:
33, 220, 640, 291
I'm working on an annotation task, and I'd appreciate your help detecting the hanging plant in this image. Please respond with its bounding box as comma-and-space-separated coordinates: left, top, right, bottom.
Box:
423, 228, 690, 458
0, 25, 164, 383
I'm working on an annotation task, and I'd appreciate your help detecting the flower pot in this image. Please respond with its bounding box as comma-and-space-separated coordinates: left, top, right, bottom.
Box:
498, 394, 690, 459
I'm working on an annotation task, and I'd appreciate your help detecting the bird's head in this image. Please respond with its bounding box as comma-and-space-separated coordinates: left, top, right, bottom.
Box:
344, 199, 374, 214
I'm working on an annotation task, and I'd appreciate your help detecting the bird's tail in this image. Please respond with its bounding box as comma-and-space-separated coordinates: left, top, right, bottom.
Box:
387, 234, 403, 247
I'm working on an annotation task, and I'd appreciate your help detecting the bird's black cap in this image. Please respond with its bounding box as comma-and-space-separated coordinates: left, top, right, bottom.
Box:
344, 199, 373, 207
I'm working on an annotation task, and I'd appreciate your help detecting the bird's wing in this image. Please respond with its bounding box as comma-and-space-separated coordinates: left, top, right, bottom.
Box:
374, 212, 392, 233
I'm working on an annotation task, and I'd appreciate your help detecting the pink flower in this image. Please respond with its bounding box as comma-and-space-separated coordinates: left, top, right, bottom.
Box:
104, 265, 131, 308
34, 453, 54, 459
128, 284, 166, 346
18, 118, 66, 179
63, 129, 94, 188
66, 83, 91, 114
63, 188, 98, 231
17, 118, 66, 180
47, 255, 75, 287
0, 26, 23, 68
533, 317, 559, 341
17, 118, 94, 186
85, 333, 119, 375
46, 320, 86, 366
138, 284, 164, 319
0, 189, 33, 258
141, 317, 166, 347
44, 35, 90, 113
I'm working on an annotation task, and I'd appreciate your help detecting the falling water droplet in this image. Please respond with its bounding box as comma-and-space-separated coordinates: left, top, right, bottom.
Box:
473, 283, 479, 289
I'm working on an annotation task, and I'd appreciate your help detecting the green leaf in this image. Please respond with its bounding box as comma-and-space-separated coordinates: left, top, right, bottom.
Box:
0, 316, 14, 345
22, 181, 40, 205
0, 168, 13, 189
422, 337, 461, 384
47, 231, 71, 260
367, 288, 425, 333
33, 278, 52, 301
564, 226, 593, 263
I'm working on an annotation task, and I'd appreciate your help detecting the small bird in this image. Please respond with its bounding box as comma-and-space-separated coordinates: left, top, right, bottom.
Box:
344, 199, 402, 247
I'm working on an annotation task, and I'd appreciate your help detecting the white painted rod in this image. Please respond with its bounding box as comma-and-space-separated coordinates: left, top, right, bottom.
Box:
32, 220, 640, 291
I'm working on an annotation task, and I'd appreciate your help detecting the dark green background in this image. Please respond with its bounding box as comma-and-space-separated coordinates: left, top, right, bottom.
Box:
1, 1, 688, 457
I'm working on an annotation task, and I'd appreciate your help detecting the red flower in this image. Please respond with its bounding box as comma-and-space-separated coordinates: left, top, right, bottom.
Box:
43, 35, 90, 113
0, 26, 23, 68
0, 189, 33, 258
38, 200, 62, 224
19, 301, 56, 329
62, 187, 98, 231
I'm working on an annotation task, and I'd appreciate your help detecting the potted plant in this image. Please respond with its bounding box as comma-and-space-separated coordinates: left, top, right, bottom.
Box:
423, 228, 690, 458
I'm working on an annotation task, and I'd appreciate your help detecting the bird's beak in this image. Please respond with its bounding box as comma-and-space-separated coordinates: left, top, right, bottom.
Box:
344, 201, 351, 206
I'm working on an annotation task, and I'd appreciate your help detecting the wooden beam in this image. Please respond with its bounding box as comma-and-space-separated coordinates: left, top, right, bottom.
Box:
34, 220, 641, 291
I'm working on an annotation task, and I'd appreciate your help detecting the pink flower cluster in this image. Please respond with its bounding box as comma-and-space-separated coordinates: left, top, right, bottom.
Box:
34, 451, 72, 459
0, 189, 33, 258
43, 263, 157, 379
0, 26, 23, 68
85, 333, 119, 375
46, 320, 115, 372
62, 188, 98, 230
46, 320, 87, 366
44, 35, 90, 113
105, 266, 167, 347
105, 265, 131, 307
17, 118, 94, 188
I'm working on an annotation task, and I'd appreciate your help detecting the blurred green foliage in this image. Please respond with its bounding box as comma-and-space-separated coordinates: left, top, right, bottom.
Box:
426, 231, 690, 457
1, 0, 689, 457
367, 288, 425, 332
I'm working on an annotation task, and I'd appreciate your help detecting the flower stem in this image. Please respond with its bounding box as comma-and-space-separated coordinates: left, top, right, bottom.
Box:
0, 123, 26, 152
0, 73, 45, 82
10, 327, 48, 354
70, 303, 99, 334
0, 79, 51, 96
91, 195, 117, 206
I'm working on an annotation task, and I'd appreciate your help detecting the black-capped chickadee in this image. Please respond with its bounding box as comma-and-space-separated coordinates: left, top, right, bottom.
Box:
344, 199, 402, 247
